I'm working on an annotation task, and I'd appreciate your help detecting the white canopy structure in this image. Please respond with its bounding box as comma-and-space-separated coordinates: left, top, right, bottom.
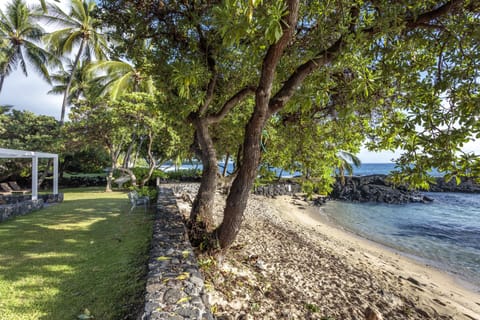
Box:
0, 148, 58, 201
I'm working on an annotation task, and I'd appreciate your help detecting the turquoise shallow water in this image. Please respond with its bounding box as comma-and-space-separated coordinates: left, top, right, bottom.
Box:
320, 192, 480, 289
165, 161, 480, 287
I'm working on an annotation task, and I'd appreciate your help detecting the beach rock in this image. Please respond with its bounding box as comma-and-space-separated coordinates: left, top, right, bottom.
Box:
428, 177, 480, 193
331, 175, 430, 204
364, 306, 383, 320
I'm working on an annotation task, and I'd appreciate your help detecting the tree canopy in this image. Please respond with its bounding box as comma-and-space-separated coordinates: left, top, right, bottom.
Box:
0, 0, 59, 92
1, 0, 478, 250
97, 0, 480, 249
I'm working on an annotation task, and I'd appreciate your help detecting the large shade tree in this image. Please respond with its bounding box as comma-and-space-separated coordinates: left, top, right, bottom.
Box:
0, 0, 58, 93
68, 97, 138, 191
101, 0, 480, 250
101, 0, 259, 239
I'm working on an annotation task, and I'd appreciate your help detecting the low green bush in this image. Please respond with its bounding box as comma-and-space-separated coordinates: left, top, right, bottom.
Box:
165, 169, 202, 180
131, 185, 158, 200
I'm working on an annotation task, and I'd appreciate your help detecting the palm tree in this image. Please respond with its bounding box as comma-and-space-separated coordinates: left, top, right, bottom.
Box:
42, 0, 108, 123
48, 59, 90, 105
0, 0, 58, 93
87, 60, 154, 100
337, 150, 362, 184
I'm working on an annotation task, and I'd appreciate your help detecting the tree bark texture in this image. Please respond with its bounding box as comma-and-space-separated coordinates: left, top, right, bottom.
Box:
215, 107, 268, 248
190, 118, 217, 230
214, 0, 300, 249
188, 86, 256, 237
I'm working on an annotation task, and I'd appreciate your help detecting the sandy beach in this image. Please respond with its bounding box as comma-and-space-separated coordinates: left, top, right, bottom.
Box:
176, 187, 480, 319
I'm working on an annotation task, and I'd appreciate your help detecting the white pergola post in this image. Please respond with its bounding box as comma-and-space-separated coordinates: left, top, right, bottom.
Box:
0, 148, 59, 200
32, 155, 39, 201
53, 155, 58, 195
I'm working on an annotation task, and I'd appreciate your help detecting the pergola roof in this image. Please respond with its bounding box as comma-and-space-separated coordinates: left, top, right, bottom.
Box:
0, 148, 58, 159
0, 148, 59, 200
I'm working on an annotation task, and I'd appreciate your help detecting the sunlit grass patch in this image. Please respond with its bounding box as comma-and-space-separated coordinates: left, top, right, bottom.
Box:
0, 187, 153, 320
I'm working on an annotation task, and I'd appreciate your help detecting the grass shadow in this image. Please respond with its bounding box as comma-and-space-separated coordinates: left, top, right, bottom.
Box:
0, 187, 153, 320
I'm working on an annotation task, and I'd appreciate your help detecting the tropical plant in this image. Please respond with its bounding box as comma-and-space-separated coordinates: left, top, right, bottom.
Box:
42, 0, 108, 123
38, 0, 59, 12
86, 59, 154, 100
48, 59, 90, 104
0, 0, 58, 92
337, 151, 362, 181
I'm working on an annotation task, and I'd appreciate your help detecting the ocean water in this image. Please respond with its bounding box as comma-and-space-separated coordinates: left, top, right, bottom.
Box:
165, 162, 433, 177
349, 163, 397, 176
165, 162, 479, 286
318, 164, 480, 289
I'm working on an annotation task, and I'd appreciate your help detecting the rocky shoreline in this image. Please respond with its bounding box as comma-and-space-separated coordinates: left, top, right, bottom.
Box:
253, 175, 480, 205
171, 184, 480, 320
330, 175, 433, 204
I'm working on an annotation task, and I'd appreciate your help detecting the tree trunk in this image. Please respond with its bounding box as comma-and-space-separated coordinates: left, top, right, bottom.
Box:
106, 169, 114, 192
0, 75, 5, 93
213, 0, 299, 248
140, 131, 156, 187
106, 149, 118, 192
37, 158, 53, 188
222, 152, 230, 177
117, 167, 137, 187
60, 39, 85, 125
123, 139, 136, 168
215, 107, 268, 248
189, 118, 217, 232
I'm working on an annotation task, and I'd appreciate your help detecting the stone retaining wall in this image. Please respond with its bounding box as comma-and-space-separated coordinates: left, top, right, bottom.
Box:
0, 199, 44, 223
253, 182, 302, 197
0, 193, 64, 223
142, 187, 213, 320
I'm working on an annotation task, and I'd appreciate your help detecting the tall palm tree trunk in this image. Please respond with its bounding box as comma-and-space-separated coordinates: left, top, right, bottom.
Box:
0, 62, 8, 93
60, 39, 85, 124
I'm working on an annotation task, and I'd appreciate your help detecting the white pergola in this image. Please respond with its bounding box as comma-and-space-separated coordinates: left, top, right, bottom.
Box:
0, 148, 58, 201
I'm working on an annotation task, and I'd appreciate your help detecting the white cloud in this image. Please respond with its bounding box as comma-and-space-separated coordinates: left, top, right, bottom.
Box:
357, 148, 400, 163
0, 0, 70, 120
0, 70, 63, 118
462, 139, 480, 154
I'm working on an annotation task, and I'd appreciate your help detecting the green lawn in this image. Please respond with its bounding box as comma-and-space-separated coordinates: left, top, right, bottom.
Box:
0, 187, 153, 320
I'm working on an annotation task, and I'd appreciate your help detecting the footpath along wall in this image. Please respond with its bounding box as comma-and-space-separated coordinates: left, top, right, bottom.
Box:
141, 187, 213, 320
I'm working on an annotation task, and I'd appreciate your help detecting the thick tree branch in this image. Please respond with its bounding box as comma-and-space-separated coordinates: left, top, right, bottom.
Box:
207, 86, 256, 124
268, 37, 344, 115
364, 0, 464, 35
269, 0, 466, 115
199, 73, 218, 115
257, 0, 300, 103
406, 0, 463, 28
197, 25, 218, 116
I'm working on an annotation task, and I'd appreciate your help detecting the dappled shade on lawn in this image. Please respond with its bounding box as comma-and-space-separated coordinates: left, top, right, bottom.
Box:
0, 187, 153, 320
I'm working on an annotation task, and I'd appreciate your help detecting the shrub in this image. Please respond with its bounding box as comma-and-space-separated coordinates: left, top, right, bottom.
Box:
131, 168, 168, 184
131, 185, 158, 200
165, 169, 202, 181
